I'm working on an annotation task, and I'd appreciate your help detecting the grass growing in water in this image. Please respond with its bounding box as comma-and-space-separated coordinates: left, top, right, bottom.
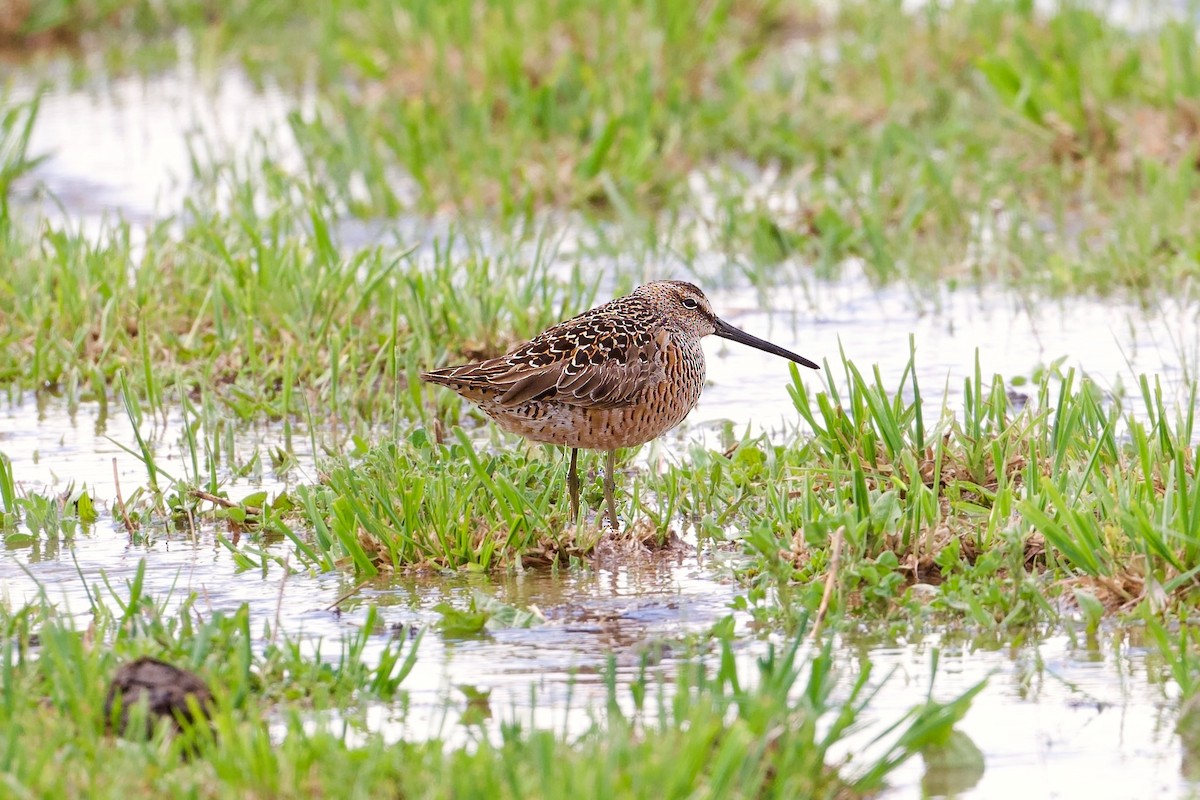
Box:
0, 173, 601, 422
638, 350, 1200, 628
0, 579, 976, 798
5, 2, 1200, 294
15, 335, 1200, 635
50, 342, 1190, 637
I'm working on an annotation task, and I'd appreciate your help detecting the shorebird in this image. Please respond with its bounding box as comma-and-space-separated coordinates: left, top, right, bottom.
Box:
422, 281, 819, 529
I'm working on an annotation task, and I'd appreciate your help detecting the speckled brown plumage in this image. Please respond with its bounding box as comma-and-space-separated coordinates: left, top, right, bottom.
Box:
423, 281, 819, 528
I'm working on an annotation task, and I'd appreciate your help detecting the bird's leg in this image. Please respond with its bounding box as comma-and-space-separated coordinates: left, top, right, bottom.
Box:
603, 449, 620, 531
567, 447, 580, 522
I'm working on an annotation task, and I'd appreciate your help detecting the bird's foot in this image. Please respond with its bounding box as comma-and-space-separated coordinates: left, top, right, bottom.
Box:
599, 510, 621, 533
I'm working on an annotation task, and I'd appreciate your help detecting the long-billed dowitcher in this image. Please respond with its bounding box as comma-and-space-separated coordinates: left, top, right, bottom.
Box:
422, 281, 819, 528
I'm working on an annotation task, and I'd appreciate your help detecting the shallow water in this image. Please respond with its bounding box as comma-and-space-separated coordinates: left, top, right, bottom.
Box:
845, 629, 1189, 797
5, 58, 1200, 799
4, 506, 1193, 798
7, 60, 304, 229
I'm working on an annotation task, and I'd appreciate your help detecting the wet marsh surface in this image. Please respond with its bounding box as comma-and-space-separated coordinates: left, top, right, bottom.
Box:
6, 3, 1200, 797
6, 283, 1200, 796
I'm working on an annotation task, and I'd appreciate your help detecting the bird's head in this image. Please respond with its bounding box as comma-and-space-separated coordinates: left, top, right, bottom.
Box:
633, 281, 819, 370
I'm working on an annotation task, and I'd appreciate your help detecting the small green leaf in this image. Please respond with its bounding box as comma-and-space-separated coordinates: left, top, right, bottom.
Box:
76, 491, 97, 524
434, 602, 490, 637
1073, 588, 1104, 635
242, 491, 268, 510
920, 729, 986, 796
474, 590, 544, 630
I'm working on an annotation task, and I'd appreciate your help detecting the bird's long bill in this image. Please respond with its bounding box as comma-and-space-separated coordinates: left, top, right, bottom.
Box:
713, 318, 820, 370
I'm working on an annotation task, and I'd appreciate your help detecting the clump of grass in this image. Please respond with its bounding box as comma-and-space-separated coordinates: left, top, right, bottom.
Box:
634, 346, 1200, 628
284, 0, 820, 217
1, 162, 598, 423
72, 358, 600, 572
703, 1, 1200, 293
287, 428, 593, 573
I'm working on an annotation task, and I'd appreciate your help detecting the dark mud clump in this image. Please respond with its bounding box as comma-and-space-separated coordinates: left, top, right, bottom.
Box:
104, 656, 214, 740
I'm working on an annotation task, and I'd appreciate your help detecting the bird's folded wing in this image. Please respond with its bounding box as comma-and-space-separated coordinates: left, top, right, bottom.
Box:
431, 318, 668, 409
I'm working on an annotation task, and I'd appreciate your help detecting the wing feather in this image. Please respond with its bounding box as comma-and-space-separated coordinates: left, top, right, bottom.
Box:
422, 315, 667, 409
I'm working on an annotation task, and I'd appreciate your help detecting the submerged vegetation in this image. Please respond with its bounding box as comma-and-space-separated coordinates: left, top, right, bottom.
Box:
3, 0, 1200, 795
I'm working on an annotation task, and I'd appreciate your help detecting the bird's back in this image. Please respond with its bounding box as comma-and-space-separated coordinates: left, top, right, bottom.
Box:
423, 294, 707, 449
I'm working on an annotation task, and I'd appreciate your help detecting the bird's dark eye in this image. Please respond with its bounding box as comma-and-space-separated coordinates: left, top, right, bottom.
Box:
681, 297, 699, 310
